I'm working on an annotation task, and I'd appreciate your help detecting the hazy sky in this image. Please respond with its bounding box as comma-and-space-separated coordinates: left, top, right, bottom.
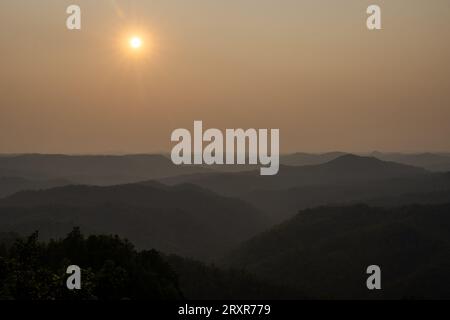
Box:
0, 0, 449, 154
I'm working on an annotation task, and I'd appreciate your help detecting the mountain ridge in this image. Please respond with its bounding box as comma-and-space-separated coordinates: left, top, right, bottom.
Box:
162, 154, 428, 197
0, 181, 269, 260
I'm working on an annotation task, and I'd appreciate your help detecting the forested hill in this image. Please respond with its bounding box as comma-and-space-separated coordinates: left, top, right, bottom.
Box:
0, 229, 302, 300
0, 182, 269, 260
225, 203, 450, 299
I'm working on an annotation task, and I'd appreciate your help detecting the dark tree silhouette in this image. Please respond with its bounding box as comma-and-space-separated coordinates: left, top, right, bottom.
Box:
0, 229, 182, 300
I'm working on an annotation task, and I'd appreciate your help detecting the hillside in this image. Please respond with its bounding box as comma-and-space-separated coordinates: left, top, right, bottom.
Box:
225, 203, 450, 299
162, 155, 428, 197
372, 152, 450, 172
241, 172, 450, 222
166, 254, 304, 300
0, 154, 210, 185
0, 182, 269, 260
0, 176, 71, 198
0, 229, 303, 300
0, 229, 182, 300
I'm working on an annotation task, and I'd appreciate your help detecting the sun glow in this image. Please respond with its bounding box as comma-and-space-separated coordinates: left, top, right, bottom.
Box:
129, 36, 143, 49
116, 29, 157, 65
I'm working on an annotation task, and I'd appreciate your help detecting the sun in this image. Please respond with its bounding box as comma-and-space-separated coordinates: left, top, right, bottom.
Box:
129, 36, 143, 49
117, 30, 156, 62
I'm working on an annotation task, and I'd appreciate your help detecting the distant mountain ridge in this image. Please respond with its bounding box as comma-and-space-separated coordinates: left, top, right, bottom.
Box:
281, 151, 450, 172
280, 152, 346, 166
162, 154, 428, 197
241, 172, 450, 222
0, 176, 71, 199
161, 155, 440, 223
0, 154, 441, 226
0, 182, 269, 259
0, 154, 210, 186
371, 152, 450, 172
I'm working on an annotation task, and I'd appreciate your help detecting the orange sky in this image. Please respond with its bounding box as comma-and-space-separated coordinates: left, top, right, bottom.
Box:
0, 0, 449, 154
